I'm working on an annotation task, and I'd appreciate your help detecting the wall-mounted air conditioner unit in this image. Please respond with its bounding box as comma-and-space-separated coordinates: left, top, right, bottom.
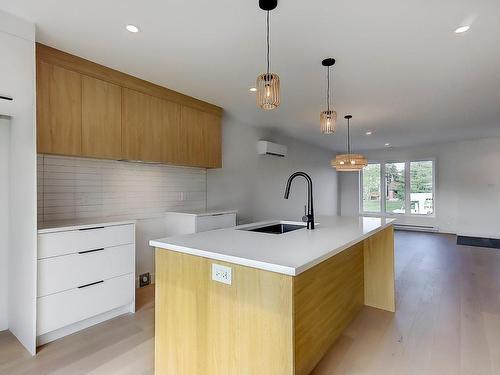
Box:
257, 140, 287, 158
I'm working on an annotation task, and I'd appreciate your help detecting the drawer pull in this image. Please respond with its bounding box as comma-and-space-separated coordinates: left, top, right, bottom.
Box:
78, 248, 105, 255
78, 280, 104, 289
211, 213, 225, 216
78, 226, 105, 231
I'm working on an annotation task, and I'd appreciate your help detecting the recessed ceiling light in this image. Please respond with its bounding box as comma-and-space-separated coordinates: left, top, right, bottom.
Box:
366, 131, 372, 135
385, 143, 391, 147
126, 24, 140, 33
249, 87, 257, 92
454, 25, 470, 34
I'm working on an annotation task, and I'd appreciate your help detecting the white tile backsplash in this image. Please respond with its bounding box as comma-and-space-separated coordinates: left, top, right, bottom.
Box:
37, 155, 207, 222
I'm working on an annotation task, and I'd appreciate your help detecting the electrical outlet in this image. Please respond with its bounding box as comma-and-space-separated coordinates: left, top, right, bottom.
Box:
212, 263, 232, 285
139, 272, 151, 287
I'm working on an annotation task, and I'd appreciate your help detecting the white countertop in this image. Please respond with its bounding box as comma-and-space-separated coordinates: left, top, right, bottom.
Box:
165, 209, 237, 217
150, 215, 395, 276
38, 217, 137, 234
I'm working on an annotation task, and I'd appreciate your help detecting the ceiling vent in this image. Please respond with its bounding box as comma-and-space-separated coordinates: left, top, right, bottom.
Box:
257, 140, 287, 157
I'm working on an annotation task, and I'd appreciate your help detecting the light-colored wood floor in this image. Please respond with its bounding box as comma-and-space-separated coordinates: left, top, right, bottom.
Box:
1, 231, 500, 374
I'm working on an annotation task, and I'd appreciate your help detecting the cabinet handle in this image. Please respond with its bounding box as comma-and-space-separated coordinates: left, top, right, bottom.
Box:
78, 248, 105, 255
211, 213, 225, 216
0, 95, 13, 101
78, 280, 104, 289
79, 226, 105, 231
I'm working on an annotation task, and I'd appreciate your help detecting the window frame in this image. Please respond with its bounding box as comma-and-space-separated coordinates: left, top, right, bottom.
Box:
359, 158, 436, 218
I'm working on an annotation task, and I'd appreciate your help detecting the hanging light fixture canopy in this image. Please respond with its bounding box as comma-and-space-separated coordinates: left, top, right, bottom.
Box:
320, 58, 337, 134
256, 0, 280, 110
332, 115, 368, 171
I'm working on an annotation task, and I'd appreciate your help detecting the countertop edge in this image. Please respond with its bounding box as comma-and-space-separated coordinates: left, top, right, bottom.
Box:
165, 210, 238, 217
150, 240, 297, 276
150, 220, 395, 276
38, 219, 137, 234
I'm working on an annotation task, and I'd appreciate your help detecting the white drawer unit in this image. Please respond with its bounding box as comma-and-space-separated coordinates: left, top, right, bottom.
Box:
164, 210, 237, 236
195, 213, 236, 232
37, 244, 135, 297
37, 273, 135, 336
38, 223, 135, 259
36, 220, 136, 346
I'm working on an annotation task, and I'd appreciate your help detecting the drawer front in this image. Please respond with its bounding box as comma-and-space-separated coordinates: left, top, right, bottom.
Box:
37, 273, 134, 336
38, 244, 135, 297
38, 224, 135, 259
195, 213, 236, 233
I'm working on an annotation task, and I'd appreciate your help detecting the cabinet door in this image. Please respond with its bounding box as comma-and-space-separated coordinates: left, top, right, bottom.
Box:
82, 76, 122, 159
180, 106, 222, 168
204, 111, 222, 168
161, 100, 181, 164
37, 61, 82, 155
122, 88, 163, 162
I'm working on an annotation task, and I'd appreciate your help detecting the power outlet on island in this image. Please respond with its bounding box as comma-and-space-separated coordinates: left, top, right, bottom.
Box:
212, 263, 232, 285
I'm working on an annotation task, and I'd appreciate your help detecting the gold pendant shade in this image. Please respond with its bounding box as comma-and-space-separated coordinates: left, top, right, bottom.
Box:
320, 110, 337, 134
332, 153, 368, 171
332, 115, 368, 172
257, 73, 280, 110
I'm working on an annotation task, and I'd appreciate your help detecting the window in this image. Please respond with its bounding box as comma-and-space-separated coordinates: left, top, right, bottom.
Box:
385, 162, 405, 214
360, 159, 435, 216
410, 161, 434, 215
362, 164, 381, 213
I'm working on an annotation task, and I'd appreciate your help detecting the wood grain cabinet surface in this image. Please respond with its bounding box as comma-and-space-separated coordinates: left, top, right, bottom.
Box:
37, 61, 82, 156
82, 76, 122, 159
36, 43, 222, 168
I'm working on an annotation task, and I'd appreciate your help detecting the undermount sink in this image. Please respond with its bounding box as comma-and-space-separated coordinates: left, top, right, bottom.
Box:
241, 222, 306, 234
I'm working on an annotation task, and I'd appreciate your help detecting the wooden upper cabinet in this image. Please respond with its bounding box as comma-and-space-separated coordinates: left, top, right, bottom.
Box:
82, 76, 122, 159
180, 106, 222, 168
161, 100, 182, 165
37, 61, 82, 155
36, 44, 223, 168
122, 88, 164, 162
204, 112, 222, 168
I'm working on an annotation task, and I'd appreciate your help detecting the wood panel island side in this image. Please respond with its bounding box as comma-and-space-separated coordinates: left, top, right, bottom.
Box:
150, 216, 395, 375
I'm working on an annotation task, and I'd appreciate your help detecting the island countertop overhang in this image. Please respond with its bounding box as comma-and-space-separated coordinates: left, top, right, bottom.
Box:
150, 215, 395, 276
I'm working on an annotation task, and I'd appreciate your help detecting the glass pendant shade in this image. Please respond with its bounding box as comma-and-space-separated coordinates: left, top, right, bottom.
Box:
320, 110, 337, 134
331, 154, 368, 171
256, 73, 280, 110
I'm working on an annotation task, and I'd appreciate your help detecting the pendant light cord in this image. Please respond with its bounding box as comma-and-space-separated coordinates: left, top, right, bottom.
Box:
347, 118, 351, 155
326, 67, 330, 112
266, 10, 270, 75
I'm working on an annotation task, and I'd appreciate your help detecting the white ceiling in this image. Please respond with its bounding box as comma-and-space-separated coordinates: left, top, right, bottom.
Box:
2, 0, 499, 151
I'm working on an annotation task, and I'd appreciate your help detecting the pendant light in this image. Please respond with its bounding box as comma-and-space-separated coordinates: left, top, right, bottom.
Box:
332, 115, 368, 171
320, 58, 337, 134
256, 0, 280, 110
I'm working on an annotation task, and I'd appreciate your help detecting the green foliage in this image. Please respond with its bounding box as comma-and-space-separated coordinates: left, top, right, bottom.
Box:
410, 161, 433, 193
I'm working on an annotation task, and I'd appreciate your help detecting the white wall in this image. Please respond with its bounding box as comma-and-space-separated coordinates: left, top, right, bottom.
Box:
207, 117, 338, 224
37, 154, 207, 281
339, 137, 500, 238
0, 117, 9, 330
0, 10, 37, 354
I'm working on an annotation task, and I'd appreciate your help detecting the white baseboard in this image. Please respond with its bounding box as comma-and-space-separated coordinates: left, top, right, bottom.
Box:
36, 303, 134, 347
394, 224, 439, 233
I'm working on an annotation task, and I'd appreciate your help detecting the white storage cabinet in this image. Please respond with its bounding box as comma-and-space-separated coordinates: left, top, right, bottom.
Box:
36, 221, 136, 345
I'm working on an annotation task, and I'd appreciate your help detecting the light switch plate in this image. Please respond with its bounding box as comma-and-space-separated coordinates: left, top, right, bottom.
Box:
212, 263, 232, 285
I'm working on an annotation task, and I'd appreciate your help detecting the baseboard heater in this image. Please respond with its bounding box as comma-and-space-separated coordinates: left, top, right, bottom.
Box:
394, 224, 439, 232
457, 236, 500, 249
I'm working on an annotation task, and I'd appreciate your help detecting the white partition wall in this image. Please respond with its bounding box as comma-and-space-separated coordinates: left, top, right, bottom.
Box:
0, 10, 37, 355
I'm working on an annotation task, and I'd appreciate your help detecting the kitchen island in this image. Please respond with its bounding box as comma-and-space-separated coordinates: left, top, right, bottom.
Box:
150, 216, 395, 375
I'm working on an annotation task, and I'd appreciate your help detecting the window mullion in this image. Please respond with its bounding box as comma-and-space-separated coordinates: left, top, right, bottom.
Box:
381, 162, 386, 214
405, 161, 410, 215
